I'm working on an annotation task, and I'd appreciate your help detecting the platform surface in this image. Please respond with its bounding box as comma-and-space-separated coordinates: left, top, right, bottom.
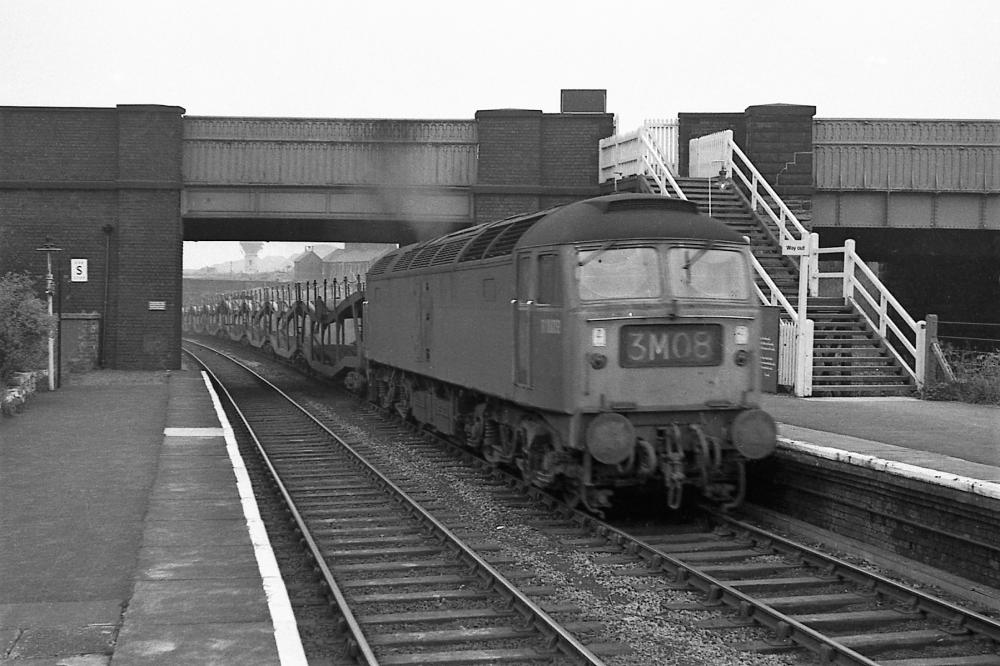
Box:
761, 393, 1000, 484
0, 370, 302, 665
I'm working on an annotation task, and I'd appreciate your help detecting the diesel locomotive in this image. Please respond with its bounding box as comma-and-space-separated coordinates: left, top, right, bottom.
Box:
350, 193, 776, 511
185, 193, 777, 512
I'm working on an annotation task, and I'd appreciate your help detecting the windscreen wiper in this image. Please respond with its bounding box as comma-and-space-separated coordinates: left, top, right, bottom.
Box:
578, 241, 618, 268
682, 241, 714, 271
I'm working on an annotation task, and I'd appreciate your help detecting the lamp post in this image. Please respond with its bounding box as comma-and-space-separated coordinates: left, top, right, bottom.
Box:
35, 239, 63, 391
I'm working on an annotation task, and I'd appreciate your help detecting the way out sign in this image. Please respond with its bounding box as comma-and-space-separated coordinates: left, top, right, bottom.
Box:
70, 258, 88, 282
781, 240, 809, 256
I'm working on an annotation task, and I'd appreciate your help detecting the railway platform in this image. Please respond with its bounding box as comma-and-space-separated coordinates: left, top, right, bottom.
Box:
0, 368, 304, 665
761, 393, 1000, 485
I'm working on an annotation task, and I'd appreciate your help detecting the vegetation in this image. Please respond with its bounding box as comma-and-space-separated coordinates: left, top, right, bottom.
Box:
0, 272, 53, 387
922, 346, 1000, 406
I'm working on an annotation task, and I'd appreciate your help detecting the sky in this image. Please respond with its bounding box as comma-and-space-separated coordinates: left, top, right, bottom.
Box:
4, 0, 999, 268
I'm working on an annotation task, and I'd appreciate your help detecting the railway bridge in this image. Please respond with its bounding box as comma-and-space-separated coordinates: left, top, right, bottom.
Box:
2, 95, 998, 390
0, 91, 614, 372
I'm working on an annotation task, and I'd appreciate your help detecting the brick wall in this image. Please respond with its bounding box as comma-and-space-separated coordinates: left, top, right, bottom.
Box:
0, 104, 185, 371
748, 452, 1000, 589
0, 107, 119, 182
60, 313, 101, 375
744, 104, 816, 197
677, 104, 816, 199
473, 108, 614, 223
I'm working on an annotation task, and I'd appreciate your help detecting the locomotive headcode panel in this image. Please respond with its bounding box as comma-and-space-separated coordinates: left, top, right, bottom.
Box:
619, 324, 723, 367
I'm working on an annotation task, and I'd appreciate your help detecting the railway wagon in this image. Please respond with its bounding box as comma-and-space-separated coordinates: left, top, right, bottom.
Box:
355, 193, 776, 511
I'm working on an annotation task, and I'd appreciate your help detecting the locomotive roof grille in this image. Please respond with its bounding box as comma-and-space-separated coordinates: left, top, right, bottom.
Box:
430, 237, 472, 266
390, 245, 426, 272
367, 254, 397, 277
458, 223, 508, 262
407, 244, 441, 270
482, 215, 545, 259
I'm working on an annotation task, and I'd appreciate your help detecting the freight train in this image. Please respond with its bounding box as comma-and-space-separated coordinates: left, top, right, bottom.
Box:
185, 193, 777, 512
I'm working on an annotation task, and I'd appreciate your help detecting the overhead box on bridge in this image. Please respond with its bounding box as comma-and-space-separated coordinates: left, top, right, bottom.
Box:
560, 89, 607, 113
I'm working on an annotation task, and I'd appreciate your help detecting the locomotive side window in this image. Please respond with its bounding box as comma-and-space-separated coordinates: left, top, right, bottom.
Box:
666, 247, 749, 300
516, 254, 532, 300
577, 247, 660, 301
536, 254, 561, 305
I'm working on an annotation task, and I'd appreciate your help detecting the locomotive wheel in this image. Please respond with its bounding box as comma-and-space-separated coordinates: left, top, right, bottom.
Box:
483, 423, 516, 464
516, 446, 558, 488
514, 419, 560, 488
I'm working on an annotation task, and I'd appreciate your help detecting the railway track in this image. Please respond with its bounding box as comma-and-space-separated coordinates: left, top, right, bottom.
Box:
183, 341, 606, 665
185, 336, 1000, 665
618, 515, 1000, 665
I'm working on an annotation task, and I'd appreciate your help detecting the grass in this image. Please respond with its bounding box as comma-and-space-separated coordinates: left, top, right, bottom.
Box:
922, 346, 1000, 406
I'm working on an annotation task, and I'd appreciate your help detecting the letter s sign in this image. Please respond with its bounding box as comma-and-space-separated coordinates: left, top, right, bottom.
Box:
70, 258, 88, 282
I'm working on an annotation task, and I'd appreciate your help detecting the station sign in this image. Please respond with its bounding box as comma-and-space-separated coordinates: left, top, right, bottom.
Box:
70, 258, 88, 282
781, 240, 809, 256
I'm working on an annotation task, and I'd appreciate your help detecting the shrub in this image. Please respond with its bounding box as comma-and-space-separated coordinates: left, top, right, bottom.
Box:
0, 272, 54, 386
922, 347, 1000, 406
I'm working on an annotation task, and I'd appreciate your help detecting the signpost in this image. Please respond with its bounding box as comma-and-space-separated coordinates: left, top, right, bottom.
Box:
35, 240, 63, 391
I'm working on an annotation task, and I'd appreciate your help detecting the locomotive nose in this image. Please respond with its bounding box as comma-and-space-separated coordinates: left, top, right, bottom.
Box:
731, 409, 777, 459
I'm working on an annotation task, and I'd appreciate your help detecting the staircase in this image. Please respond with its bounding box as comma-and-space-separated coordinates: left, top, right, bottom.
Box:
808, 298, 913, 396
644, 175, 916, 397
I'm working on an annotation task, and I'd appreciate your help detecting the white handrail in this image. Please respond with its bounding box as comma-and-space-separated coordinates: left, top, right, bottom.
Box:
749, 253, 797, 320
599, 122, 686, 199
639, 132, 686, 199
727, 139, 811, 244
814, 239, 926, 386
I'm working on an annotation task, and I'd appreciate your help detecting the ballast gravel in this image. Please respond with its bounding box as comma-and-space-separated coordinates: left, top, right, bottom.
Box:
303, 398, 801, 666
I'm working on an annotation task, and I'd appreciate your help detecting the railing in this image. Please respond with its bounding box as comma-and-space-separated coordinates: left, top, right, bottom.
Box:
694, 130, 812, 250
749, 254, 797, 320
693, 130, 931, 392
813, 236, 926, 386
598, 120, 685, 198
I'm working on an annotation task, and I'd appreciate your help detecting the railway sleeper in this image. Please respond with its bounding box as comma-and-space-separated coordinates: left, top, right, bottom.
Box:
792, 608, 927, 631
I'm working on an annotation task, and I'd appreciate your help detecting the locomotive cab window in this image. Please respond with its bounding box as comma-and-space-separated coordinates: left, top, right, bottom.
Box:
666, 247, 749, 300
576, 247, 660, 301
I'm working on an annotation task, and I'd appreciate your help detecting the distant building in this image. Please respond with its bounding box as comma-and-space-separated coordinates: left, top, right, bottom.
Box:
292, 248, 325, 283
321, 243, 395, 283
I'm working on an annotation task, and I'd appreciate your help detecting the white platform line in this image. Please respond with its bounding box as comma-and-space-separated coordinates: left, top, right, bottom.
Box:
200, 371, 307, 665
163, 426, 225, 437
779, 436, 1000, 500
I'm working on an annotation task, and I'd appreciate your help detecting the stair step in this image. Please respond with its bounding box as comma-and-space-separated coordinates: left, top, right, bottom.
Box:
814, 369, 901, 377
812, 374, 909, 383
811, 385, 915, 396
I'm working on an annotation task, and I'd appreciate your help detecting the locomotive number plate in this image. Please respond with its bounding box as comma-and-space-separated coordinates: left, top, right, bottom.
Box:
620, 324, 722, 367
